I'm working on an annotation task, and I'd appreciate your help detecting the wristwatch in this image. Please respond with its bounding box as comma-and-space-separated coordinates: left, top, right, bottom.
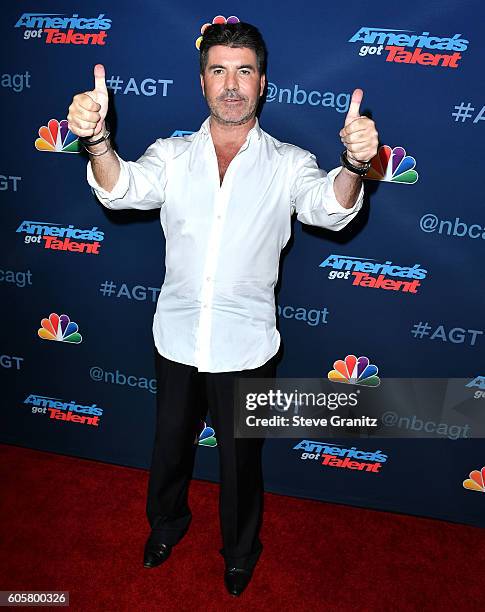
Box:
340, 150, 371, 176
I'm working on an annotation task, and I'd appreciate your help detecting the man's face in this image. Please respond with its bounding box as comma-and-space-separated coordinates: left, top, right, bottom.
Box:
200, 45, 266, 126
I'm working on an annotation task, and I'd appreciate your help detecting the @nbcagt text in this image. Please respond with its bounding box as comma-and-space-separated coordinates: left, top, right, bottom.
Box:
244, 389, 377, 428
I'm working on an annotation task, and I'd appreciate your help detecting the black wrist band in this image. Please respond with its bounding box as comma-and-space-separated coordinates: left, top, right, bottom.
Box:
81, 130, 110, 147
340, 150, 371, 176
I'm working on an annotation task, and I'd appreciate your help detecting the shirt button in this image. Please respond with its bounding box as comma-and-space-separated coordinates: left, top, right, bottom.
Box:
206, 276, 211, 282
203, 304, 208, 308
217, 215, 222, 220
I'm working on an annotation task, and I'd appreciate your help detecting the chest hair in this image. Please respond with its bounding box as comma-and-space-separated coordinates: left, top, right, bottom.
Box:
215, 146, 241, 184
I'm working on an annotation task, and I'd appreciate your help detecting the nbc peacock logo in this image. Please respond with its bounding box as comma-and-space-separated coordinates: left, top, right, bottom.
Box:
38, 313, 82, 344
463, 466, 485, 493
35, 119, 80, 153
365, 145, 418, 184
195, 420, 217, 447
328, 354, 380, 387
195, 15, 240, 49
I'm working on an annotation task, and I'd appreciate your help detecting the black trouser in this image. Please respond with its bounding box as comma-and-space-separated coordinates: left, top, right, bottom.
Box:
146, 351, 277, 570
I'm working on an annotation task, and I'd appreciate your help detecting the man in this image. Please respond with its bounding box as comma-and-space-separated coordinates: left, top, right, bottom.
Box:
67, 22, 378, 597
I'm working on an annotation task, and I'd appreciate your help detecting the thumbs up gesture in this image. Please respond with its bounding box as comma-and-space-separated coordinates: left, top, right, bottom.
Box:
68, 64, 109, 138
339, 89, 378, 165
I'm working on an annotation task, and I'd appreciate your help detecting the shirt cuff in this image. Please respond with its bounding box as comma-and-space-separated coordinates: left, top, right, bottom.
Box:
86, 151, 130, 205
324, 166, 364, 214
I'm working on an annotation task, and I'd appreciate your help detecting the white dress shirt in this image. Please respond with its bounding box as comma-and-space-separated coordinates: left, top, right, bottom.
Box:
87, 116, 363, 372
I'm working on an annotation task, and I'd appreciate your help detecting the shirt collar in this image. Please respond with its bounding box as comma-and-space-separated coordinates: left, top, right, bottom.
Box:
199, 116, 262, 143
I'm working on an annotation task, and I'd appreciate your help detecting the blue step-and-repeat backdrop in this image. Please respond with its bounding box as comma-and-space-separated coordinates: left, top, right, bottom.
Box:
1, 1, 484, 527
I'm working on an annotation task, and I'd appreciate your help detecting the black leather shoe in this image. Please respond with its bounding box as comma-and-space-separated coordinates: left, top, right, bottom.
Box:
143, 541, 172, 568
224, 567, 254, 596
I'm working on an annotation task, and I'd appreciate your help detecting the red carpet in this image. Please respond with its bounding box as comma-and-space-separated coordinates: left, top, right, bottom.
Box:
1, 443, 484, 611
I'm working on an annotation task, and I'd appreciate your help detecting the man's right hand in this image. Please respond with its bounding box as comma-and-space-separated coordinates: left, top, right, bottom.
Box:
68, 64, 109, 139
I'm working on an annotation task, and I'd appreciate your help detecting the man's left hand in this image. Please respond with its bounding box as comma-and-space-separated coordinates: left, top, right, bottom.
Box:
339, 89, 378, 164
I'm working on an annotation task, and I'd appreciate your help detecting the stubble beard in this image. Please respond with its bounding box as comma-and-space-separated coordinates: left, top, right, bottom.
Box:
206, 90, 259, 126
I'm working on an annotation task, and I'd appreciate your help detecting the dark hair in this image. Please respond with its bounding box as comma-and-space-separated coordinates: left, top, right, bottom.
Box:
199, 22, 267, 75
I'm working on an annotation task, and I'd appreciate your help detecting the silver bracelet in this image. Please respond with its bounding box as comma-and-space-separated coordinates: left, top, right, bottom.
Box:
86, 142, 111, 157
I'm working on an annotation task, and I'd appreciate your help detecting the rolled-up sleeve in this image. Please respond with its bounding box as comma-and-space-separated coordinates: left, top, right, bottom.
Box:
86, 139, 169, 211
290, 151, 363, 231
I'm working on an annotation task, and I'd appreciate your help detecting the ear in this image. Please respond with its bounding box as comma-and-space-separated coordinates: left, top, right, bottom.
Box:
259, 73, 266, 97
200, 74, 205, 97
